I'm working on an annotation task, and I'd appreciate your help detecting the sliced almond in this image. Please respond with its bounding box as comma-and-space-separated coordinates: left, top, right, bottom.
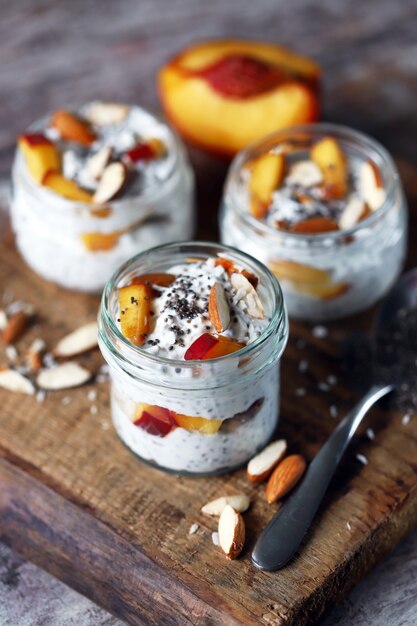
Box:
0, 368, 35, 395
85, 146, 113, 181
26, 338, 46, 371
286, 160, 323, 187
218, 505, 245, 560
338, 196, 367, 230
36, 362, 91, 390
247, 439, 287, 483
230, 273, 264, 320
265, 454, 306, 504
86, 102, 129, 126
54, 322, 98, 358
93, 162, 128, 204
208, 283, 230, 333
201, 494, 250, 516
0, 310, 7, 331
2, 311, 30, 345
360, 160, 386, 211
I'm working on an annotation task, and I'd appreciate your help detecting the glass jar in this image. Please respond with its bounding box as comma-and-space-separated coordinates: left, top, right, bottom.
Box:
98, 241, 288, 476
11, 106, 194, 293
220, 124, 408, 321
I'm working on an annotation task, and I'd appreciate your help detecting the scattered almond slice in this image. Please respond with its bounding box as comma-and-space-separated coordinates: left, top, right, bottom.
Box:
26, 338, 46, 371
208, 283, 230, 333
2, 310, 31, 345
0, 310, 7, 331
201, 494, 250, 516
86, 102, 129, 126
85, 146, 113, 181
214, 258, 259, 288
338, 197, 368, 230
247, 439, 287, 483
0, 369, 35, 395
360, 160, 386, 211
93, 162, 128, 204
265, 454, 306, 504
286, 160, 323, 187
218, 505, 245, 560
53, 322, 98, 358
230, 272, 264, 319
36, 362, 92, 390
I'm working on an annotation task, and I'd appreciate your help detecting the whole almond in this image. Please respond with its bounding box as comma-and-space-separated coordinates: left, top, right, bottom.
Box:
201, 494, 250, 516
208, 283, 230, 333
218, 505, 245, 560
0, 368, 35, 395
37, 362, 91, 390
2, 311, 30, 345
265, 454, 306, 504
247, 439, 287, 483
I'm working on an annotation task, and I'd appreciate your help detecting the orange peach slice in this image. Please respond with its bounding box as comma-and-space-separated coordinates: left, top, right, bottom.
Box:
290, 216, 339, 234
173, 412, 222, 434
118, 284, 152, 346
269, 259, 349, 300
249, 152, 286, 218
131, 273, 176, 288
204, 335, 245, 359
311, 137, 347, 199
42, 171, 93, 203
80, 232, 120, 251
158, 39, 321, 156
50, 110, 96, 146
18, 134, 61, 184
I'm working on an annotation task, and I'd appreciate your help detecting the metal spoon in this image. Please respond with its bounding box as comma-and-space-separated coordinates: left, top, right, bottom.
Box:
252, 269, 417, 571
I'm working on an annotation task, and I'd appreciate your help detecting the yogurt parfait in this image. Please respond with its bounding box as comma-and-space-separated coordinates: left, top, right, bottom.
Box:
221, 124, 407, 320
11, 102, 194, 292
98, 242, 288, 475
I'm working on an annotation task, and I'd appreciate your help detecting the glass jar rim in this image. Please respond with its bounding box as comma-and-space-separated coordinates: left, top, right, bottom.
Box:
225, 122, 400, 242
16, 102, 184, 210
99, 240, 288, 372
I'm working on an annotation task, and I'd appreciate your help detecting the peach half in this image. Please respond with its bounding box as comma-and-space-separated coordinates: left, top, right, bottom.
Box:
158, 39, 321, 156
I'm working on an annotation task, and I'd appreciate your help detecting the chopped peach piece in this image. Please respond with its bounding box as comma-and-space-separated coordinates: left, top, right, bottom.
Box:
290, 217, 339, 234
50, 110, 96, 146
249, 152, 286, 218
131, 273, 176, 288
269, 259, 349, 300
204, 335, 245, 359
80, 232, 120, 251
173, 412, 222, 434
18, 134, 61, 184
42, 171, 93, 203
311, 137, 347, 199
158, 39, 321, 156
134, 404, 176, 437
119, 284, 152, 346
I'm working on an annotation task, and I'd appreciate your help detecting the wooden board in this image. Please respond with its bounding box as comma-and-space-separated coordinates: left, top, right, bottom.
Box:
1, 155, 417, 625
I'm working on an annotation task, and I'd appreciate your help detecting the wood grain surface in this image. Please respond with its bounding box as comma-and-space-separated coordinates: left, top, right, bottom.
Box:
1, 0, 417, 625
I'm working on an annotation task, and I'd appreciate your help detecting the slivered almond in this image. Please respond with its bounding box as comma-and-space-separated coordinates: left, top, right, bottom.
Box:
209, 283, 230, 333
2, 311, 30, 345
247, 439, 287, 483
0, 369, 35, 395
36, 362, 91, 390
265, 454, 306, 504
218, 505, 245, 560
360, 160, 386, 211
93, 162, 128, 204
86, 102, 129, 126
230, 273, 264, 319
338, 197, 367, 230
26, 338, 46, 371
214, 258, 259, 288
85, 146, 113, 181
286, 160, 323, 187
201, 494, 250, 516
54, 322, 98, 358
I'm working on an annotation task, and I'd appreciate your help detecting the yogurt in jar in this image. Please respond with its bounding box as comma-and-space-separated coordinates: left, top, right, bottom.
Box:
221, 124, 407, 321
98, 242, 288, 475
11, 102, 194, 293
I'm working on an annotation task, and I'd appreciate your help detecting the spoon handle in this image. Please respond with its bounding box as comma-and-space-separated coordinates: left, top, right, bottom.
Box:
252, 383, 393, 571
